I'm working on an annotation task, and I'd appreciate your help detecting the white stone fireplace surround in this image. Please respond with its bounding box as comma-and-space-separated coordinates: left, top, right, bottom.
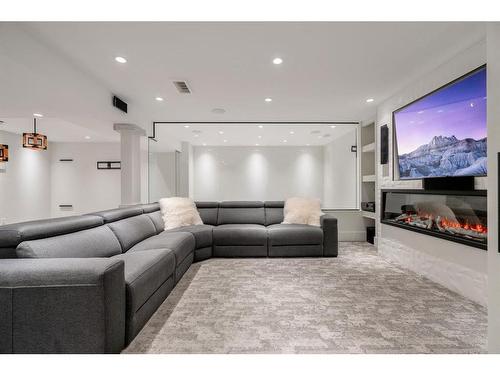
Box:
375, 40, 488, 306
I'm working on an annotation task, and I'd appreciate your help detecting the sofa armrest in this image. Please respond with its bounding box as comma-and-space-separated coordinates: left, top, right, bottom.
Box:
0, 257, 125, 354
321, 214, 338, 257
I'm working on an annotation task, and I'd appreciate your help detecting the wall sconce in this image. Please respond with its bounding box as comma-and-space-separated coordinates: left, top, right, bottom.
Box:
23, 118, 48, 150
0, 144, 8, 162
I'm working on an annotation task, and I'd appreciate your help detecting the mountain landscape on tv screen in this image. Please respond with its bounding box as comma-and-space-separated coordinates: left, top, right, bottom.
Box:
398, 135, 487, 179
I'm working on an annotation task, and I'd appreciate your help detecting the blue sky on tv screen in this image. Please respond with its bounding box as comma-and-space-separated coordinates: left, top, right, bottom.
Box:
394, 67, 487, 155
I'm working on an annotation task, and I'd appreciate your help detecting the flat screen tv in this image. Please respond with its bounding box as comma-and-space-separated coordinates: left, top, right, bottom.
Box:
393, 65, 487, 180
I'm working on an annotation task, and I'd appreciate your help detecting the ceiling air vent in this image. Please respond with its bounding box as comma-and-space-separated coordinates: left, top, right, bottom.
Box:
173, 81, 191, 94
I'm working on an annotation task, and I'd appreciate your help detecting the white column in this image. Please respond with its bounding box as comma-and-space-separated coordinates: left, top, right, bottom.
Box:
178, 141, 192, 197
113, 123, 146, 206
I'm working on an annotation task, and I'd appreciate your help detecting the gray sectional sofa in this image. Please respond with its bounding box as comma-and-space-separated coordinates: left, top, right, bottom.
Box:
0, 201, 338, 354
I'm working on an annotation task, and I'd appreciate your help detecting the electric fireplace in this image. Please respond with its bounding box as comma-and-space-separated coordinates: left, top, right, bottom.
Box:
381, 189, 487, 250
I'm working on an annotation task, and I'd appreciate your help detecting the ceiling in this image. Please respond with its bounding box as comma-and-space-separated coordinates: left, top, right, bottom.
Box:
0, 22, 486, 143
149, 123, 357, 151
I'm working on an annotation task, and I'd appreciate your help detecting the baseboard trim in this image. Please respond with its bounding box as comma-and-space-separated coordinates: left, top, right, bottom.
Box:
339, 230, 365, 242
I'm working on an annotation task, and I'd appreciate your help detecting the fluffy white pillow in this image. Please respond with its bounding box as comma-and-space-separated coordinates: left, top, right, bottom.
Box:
159, 197, 203, 230
282, 197, 324, 227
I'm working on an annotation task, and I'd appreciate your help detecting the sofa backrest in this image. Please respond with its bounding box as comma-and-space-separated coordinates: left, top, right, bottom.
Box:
196, 202, 219, 226
0, 215, 104, 259
106, 215, 157, 252
145, 211, 164, 234
86, 206, 143, 223
16, 225, 122, 258
217, 201, 265, 225
264, 201, 285, 226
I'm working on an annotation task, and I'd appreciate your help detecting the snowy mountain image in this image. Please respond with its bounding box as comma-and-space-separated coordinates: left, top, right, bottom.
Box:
398, 135, 487, 178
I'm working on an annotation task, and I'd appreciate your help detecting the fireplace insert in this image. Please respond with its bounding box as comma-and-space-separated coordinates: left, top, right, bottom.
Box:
381, 189, 487, 250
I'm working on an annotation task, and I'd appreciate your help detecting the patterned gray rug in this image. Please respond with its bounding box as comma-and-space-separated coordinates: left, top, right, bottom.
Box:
124, 242, 487, 354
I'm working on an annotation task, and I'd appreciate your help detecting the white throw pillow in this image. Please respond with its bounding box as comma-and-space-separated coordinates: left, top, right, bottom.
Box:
159, 197, 203, 230
282, 197, 324, 227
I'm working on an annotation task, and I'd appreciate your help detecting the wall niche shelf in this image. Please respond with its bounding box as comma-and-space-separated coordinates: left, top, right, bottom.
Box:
361, 121, 377, 244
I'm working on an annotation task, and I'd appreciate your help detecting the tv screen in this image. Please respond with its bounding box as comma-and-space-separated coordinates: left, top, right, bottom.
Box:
393, 66, 487, 180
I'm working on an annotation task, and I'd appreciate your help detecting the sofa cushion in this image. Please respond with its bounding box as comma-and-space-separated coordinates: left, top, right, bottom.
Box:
195, 202, 219, 226
282, 197, 323, 227
107, 215, 157, 252
165, 224, 213, 249
264, 201, 285, 226
0, 215, 103, 249
213, 224, 267, 246
267, 224, 323, 246
16, 225, 122, 258
217, 201, 265, 225
146, 211, 164, 234
159, 197, 203, 230
113, 249, 175, 314
128, 231, 195, 266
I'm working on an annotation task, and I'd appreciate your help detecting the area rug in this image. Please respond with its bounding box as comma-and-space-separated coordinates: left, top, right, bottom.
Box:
124, 242, 487, 354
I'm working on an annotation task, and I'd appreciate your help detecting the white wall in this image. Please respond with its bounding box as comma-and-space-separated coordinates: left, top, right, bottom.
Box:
0, 130, 51, 224
376, 40, 488, 305
487, 23, 500, 353
0, 131, 122, 224
323, 128, 358, 209
50, 142, 121, 217
193, 146, 324, 202
149, 151, 177, 203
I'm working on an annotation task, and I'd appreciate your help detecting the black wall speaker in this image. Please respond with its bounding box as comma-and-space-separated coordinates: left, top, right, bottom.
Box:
113, 96, 128, 113
380, 125, 389, 165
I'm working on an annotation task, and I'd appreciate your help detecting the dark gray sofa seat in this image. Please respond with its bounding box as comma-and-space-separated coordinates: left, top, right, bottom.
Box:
128, 231, 195, 283
113, 249, 175, 343
267, 223, 323, 257
165, 224, 214, 262
213, 224, 268, 257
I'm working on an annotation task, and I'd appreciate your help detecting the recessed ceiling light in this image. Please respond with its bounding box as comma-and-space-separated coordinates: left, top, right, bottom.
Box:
202, 143, 207, 146
289, 131, 295, 135
115, 56, 127, 64
223, 139, 228, 143
282, 140, 288, 143
212, 108, 226, 114
258, 135, 262, 139
330, 125, 336, 129
258, 125, 264, 129
33, 113, 43, 117
84, 136, 91, 140
306, 144, 310, 146
255, 143, 260, 146
184, 125, 190, 128
366, 98, 374, 103
218, 131, 224, 135
265, 98, 272, 102
155, 97, 164, 102
194, 134, 199, 138
273, 57, 283, 65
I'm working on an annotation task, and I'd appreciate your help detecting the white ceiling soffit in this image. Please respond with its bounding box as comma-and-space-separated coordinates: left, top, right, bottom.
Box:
0, 22, 486, 143
148, 123, 357, 152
